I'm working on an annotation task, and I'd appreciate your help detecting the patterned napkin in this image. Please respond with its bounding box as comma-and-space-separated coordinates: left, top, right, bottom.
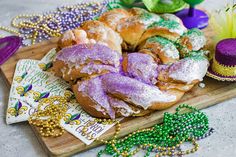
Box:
6, 59, 39, 124
6, 48, 120, 145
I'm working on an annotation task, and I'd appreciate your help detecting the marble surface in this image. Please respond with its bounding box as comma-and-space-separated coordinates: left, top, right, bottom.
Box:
0, 0, 235, 157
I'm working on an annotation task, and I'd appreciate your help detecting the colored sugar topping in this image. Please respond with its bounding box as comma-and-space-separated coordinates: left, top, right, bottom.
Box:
117, 9, 162, 30
126, 53, 158, 84
147, 36, 179, 59
78, 77, 115, 119
136, 13, 162, 27
101, 73, 176, 109
186, 28, 203, 36
183, 28, 206, 51
183, 50, 209, 59
139, 12, 162, 25
148, 20, 180, 30
169, 57, 209, 84
56, 43, 121, 68
139, 12, 153, 20
148, 19, 186, 35
161, 13, 182, 23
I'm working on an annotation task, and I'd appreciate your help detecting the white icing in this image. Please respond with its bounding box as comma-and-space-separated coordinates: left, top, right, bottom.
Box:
188, 31, 206, 51
161, 43, 179, 59
87, 22, 122, 46
89, 39, 96, 44
117, 17, 135, 32
102, 73, 177, 110
117, 13, 162, 31
140, 13, 162, 28
169, 24, 187, 36
74, 29, 87, 41
78, 77, 115, 118
161, 13, 182, 23
169, 58, 209, 84
133, 86, 176, 109
61, 30, 75, 42
102, 13, 127, 28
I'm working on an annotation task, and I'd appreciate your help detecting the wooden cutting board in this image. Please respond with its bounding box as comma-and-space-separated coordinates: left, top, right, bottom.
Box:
1, 26, 236, 157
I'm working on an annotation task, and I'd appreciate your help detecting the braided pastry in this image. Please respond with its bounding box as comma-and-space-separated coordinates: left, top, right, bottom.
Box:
52, 8, 209, 119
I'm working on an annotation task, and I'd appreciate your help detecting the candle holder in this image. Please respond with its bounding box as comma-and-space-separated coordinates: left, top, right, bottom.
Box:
175, 0, 209, 29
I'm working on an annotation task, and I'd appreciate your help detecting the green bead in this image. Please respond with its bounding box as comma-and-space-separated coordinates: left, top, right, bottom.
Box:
98, 104, 209, 157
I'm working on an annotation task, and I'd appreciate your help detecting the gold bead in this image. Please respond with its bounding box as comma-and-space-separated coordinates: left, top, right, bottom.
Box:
186, 150, 190, 154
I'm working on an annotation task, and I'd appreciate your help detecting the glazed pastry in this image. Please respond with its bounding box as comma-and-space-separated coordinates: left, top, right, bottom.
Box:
139, 36, 180, 64
73, 76, 152, 118
177, 28, 206, 56
52, 43, 121, 83
52, 8, 209, 118
101, 73, 184, 110
128, 7, 149, 15
57, 29, 96, 50
98, 8, 131, 31
117, 8, 162, 49
122, 53, 158, 85
158, 56, 209, 84
81, 20, 123, 54
160, 13, 183, 24
157, 81, 195, 92
138, 19, 187, 45
73, 76, 115, 118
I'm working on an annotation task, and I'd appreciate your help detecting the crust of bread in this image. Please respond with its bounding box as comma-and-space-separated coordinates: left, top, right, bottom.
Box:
138, 49, 161, 63
128, 7, 149, 16
52, 60, 110, 83
132, 109, 153, 117
98, 8, 131, 30
117, 17, 146, 49
157, 68, 200, 85
178, 36, 192, 50
72, 83, 152, 118
139, 42, 178, 64
72, 83, 111, 118
57, 30, 77, 50
81, 20, 122, 54
138, 27, 180, 46
121, 54, 128, 73
157, 81, 195, 92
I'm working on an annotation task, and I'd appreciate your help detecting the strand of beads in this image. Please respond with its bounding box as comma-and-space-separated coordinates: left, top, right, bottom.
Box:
0, 1, 108, 46
28, 96, 68, 137
97, 104, 214, 157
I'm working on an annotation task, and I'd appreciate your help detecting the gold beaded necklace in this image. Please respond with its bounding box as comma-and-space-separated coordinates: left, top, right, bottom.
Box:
0, 2, 106, 45
29, 96, 67, 137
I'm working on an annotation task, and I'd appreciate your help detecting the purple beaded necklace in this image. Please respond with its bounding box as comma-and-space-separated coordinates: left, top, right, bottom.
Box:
1, 1, 109, 46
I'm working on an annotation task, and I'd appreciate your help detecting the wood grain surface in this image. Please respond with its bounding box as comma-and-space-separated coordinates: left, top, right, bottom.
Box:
1, 27, 236, 157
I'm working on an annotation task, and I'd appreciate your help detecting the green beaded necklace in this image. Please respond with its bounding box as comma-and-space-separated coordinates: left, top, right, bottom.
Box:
97, 104, 212, 157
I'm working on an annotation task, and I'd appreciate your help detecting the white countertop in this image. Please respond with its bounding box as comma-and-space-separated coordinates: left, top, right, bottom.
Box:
0, 0, 236, 157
